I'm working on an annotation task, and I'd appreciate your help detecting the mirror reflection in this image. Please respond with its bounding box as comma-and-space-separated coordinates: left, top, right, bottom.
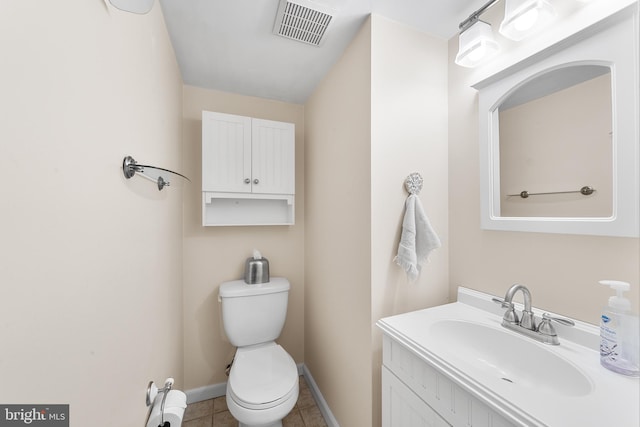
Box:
497, 65, 612, 218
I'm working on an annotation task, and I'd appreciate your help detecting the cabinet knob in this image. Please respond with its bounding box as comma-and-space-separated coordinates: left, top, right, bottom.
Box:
253, 179, 259, 185
244, 178, 250, 184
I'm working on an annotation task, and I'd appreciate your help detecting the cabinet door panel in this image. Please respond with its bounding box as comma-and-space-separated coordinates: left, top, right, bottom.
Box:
202, 111, 251, 193
251, 119, 295, 195
383, 367, 451, 427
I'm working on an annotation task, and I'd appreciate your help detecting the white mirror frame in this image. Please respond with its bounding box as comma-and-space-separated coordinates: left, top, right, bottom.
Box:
476, 12, 639, 237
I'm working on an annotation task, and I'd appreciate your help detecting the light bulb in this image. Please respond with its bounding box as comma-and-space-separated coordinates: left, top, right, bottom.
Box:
513, 8, 539, 31
468, 45, 487, 62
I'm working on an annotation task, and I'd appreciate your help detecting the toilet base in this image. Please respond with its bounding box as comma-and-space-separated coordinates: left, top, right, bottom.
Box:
238, 422, 282, 427
225, 342, 299, 427
226, 384, 298, 427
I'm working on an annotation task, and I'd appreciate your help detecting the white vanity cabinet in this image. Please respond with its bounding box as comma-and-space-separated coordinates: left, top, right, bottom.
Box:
201, 111, 295, 226
379, 287, 640, 427
381, 334, 514, 427
382, 365, 451, 427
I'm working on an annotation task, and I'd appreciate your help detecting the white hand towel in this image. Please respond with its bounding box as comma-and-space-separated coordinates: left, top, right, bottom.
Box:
394, 194, 441, 281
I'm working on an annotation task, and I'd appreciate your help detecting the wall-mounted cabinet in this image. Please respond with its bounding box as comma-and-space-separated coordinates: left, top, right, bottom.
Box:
202, 111, 295, 226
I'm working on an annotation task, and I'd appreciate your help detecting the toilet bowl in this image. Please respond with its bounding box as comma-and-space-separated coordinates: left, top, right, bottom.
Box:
218, 278, 298, 427
226, 342, 299, 427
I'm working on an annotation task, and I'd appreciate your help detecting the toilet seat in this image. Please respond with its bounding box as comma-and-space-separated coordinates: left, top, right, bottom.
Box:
228, 343, 298, 410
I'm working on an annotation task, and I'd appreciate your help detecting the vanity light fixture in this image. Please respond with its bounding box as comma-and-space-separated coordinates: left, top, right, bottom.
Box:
499, 0, 557, 41
455, 0, 502, 68
455, 20, 501, 67
455, 0, 562, 67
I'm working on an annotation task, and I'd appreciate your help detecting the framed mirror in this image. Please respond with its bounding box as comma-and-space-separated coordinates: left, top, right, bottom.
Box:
476, 13, 639, 237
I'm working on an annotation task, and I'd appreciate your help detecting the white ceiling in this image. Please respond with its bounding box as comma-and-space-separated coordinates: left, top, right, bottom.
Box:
158, 0, 489, 104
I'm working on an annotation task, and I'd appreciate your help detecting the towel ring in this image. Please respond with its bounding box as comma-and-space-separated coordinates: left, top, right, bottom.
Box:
404, 173, 423, 195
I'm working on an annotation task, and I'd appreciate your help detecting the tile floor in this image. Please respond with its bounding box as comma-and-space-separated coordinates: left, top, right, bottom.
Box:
183, 376, 328, 427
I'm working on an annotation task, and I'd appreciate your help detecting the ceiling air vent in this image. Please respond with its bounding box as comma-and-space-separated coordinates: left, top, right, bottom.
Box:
273, 0, 335, 47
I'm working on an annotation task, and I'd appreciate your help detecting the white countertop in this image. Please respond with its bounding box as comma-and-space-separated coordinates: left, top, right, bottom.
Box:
377, 287, 640, 427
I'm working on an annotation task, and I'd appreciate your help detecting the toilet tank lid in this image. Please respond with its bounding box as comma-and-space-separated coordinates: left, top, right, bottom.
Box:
219, 277, 290, 298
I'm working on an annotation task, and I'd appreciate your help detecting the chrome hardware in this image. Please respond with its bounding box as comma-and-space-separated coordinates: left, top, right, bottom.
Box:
146, 378, 174, 407
496, 284, 573, 345
503, 284, 535, 330
542, 313, 575, 327
244, 178, 251, 184
491, 297, 511, 309
508, 185, 595, 198
145, 381, 156, 407
253, 178, 259, 184
244, 254, 269, 284
159, 378, 173, 426
145, 378, 175, 427
157, 176, 169, 191
536, 313, 576, 344
122, 156, 189, 191
492, 297, 518, 324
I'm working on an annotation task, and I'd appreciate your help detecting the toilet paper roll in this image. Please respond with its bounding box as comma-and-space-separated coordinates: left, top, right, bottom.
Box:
146, 390, 187, 427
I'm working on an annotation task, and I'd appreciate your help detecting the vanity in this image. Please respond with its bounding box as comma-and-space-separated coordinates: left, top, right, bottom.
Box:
377, 287, 639, 427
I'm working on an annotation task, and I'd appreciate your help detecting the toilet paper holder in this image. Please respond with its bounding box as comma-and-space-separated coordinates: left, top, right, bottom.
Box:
146, 378, 175, 426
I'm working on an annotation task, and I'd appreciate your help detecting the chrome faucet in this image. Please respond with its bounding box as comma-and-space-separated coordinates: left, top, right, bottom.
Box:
503, 284, 535, 330
493, 284, 574, 345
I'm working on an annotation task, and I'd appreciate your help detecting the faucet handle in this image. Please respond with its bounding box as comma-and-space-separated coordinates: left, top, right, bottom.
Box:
492, 298, 519, 324
541, 313, 575, 327
537, 313, 575, 337
491, 297, 512, 309
494, 297, 536, 330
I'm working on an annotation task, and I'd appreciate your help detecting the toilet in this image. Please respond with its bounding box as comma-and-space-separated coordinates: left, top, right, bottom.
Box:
219, 277, 299, 427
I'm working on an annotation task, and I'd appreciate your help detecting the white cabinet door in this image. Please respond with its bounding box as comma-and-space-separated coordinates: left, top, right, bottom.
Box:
251, 118, 295, 195
202, 113, 294, 195
382, 367, 451, 427
202, 111, 252, 193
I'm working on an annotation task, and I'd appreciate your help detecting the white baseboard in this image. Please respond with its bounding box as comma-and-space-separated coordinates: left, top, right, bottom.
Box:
184, 363, 339, 427
185, 381, 227, 404
300, 364, 340, 427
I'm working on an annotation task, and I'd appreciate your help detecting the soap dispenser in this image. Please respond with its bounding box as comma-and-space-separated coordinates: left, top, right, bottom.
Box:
599, 280, 639, 376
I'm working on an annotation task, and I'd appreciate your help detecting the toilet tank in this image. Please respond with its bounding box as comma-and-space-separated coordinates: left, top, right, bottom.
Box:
219, 277, 290, 347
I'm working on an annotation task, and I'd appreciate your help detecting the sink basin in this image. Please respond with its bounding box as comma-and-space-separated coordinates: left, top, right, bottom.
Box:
378, 292, 639, 427
428, 320, 594, 397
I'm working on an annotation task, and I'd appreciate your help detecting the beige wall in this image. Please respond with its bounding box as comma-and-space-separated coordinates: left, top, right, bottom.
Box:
305, 16, 373, 427
305, 15, 449, 427
0, 2, 184, 426
182, 86, 305, 389
370, 14, 449, 427
448, 37, 640, 323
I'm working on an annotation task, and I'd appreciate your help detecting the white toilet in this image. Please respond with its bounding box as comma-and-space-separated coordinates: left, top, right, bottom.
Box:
219, 277, 299, 427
